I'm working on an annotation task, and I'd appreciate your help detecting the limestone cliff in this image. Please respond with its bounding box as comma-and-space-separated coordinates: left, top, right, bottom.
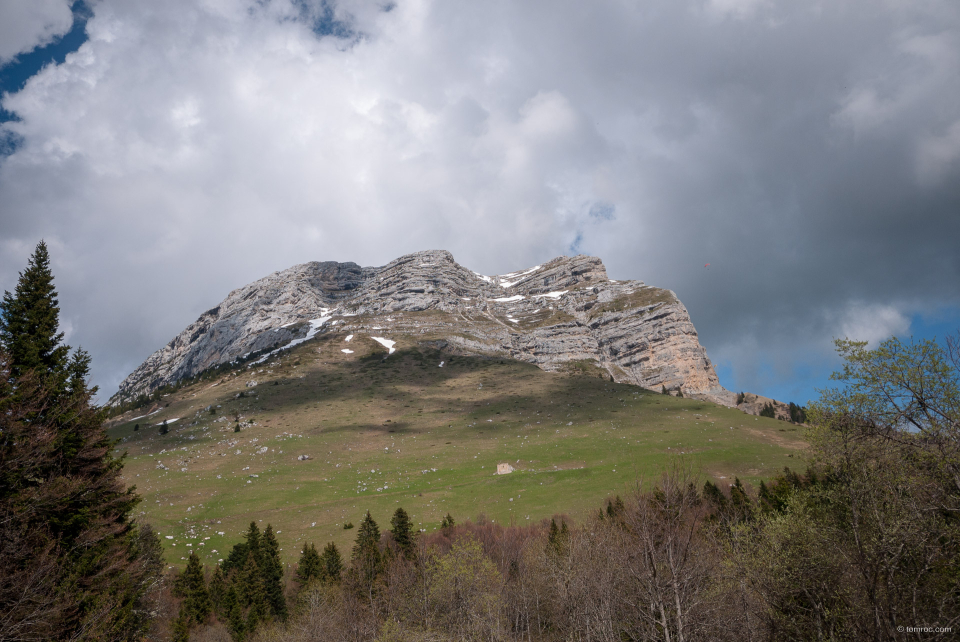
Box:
112, 250, 733, 406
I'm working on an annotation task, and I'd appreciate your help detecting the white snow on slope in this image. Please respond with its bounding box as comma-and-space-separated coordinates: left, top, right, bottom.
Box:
492, 295, 525, 303
473, 272, 493, 283
252, 309, 334, 364
341, 349, 354, 354
533, 290, 568, 299
499, 265, 542, 288
156, 418, 180, 426
345, 334, 354, 342
129, 408, 162, 421
372, 337, 396, 354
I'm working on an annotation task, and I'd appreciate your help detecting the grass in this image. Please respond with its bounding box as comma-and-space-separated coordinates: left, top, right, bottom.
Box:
108, 331, 806, 569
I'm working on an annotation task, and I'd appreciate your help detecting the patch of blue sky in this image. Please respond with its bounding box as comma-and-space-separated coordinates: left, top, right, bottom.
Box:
0, 1, 91, 126
714, 306, 960, 407
291, 0, 357, 40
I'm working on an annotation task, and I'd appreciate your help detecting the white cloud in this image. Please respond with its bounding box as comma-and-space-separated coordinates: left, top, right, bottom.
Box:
836, 303, 911, 348
0, 0, 73, 63
0, 0, 957, 397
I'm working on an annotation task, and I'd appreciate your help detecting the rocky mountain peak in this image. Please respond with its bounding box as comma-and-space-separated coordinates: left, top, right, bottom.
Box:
112, 251, 732, 407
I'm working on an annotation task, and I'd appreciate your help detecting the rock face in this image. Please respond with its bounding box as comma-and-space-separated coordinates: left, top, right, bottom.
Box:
112, 250, 733, 406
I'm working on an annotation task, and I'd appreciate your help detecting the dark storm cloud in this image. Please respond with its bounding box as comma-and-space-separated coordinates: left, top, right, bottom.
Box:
1, 0, 958, 401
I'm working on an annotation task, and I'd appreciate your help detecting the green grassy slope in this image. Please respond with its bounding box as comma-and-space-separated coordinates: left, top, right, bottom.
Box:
108, 332, 806, 568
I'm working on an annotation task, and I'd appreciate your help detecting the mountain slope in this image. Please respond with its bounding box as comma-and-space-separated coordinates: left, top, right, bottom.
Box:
113, 250, 731, 406
107, 337, 804, 566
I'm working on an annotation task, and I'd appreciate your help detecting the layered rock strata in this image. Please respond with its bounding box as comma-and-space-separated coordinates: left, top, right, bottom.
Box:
113, 250, 733, 406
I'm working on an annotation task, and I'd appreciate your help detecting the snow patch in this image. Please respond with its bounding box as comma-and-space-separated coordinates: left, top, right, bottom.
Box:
345, 334, 354, 342
499, 265, 542, 288
251, 309, 334, 364
156, 418, 180, 426
372, 337, 396, 354
533, 290, 568, 299
492, 295, 525, 303
341, 349, 354, 354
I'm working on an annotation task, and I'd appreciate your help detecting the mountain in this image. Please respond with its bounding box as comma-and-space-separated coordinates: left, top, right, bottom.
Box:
112, 250, 732, 406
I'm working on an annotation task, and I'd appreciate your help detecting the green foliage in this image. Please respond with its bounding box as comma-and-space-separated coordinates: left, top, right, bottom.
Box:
759, 402, 776, 418
171, 608, 190, 642
180, 551, 212, 625
427, 536, 504, 640
350, 511, 384, 599
547, 518, 569, 555
736, 391, 745, 405
343, 521, 354, 530
390, 507, 415, 560
319, 542, 344, 584
261, 524, 287, 620
0, 245, 162, 640
297, 543, 323, 586
159, 420, 169, 435
788, 401, 806, 424
440, 513, 455, 529
0, 241, 69, 379
661, 385, 668, 395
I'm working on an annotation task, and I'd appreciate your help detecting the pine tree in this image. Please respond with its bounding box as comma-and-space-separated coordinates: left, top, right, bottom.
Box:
440, 513, 455, 529
0, 341, 161, 638
260, 524, 287, 620
0, 241, 69, 379
224, 521, 261, 575
181, 551, 211, 625
350, 511, 383, 598
209, 565, 227, 614
296, 543, 322, 586
226, 586, 245, 642
319, 542, 344, 584
390, 507, 415, 560
171, 608, 190, 642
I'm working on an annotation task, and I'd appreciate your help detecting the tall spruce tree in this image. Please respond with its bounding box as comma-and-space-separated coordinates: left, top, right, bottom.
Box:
319, 542, 344, 584
260, 524, 287, 620
350, 511, 383, 599
0, 248, 163, 640
179, 551, 211, 625
0, 241, 69, 379
296, 543, 323, 586
390, 507, 415, 560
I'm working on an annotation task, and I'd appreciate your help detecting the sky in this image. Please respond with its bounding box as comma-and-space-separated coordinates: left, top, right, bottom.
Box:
1, 0, 958, 404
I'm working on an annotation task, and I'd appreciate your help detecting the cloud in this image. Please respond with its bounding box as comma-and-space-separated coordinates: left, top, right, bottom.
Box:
0, 0, 74, 63
836, 302, 911, 348
0, 0, 958, 399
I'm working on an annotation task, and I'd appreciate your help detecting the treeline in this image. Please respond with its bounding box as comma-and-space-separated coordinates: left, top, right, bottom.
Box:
169, 335, 960, 642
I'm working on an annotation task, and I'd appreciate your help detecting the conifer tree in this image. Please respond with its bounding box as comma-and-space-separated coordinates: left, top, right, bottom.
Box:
440, 513, 455, 529
350, 511, 383, 598
390, 507, 415, 560
0, 249, 162, 642
180, 551, 211, 625
319, 542, 344, 584
261, 524, 287, 620
209, 564, 227, 614
226, 586, 245, 642
171, 608, 190, 642
296, 543, 322, 585
224, 521, 262, 575
0, 241, 69, 379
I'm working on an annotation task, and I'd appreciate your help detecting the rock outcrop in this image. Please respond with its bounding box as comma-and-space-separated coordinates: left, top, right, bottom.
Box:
112, 250, 733, 406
